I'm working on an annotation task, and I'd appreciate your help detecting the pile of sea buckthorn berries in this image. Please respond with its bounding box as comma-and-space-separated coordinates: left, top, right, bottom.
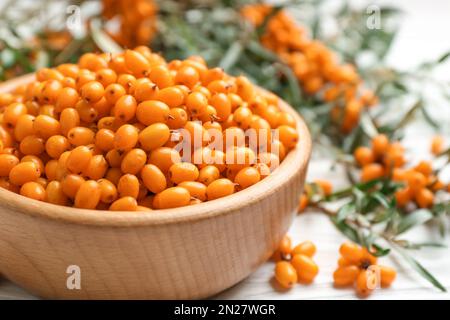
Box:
272, 235, 319, 288
354, 134, 448, 208
102, 0, 158, 48
0, 46, 299, 211
333, 242, 396, 297
241, 4, 378, 134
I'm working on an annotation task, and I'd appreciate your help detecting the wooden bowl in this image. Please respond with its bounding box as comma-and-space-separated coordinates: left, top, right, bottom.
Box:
0, 74, 311, 299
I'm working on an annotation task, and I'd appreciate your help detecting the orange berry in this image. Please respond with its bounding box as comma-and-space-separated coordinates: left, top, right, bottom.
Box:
274, 261, 297, 289
292, 241, 316, 257
141, 164, 167, 194
415, 188, 434, 208
206, 178, 235, 200
114, 124, 138, 152
431, 136, 444, 155
9, 161, 41, 186
371, 134, 389, 157
110, 196, 138, 211
291, 254, 319, 284
361, 163, 384, 182
333, 265, 359, 287
356, 269, 377, 298
178, 181, 207, 202
379, 265, 396, 287
339, 242, 364, 264
315, 179, 333, 196
354, 146, 375, 167
157, 187, 191, 209
74, 180, 101, 209
20, 181, 46, 201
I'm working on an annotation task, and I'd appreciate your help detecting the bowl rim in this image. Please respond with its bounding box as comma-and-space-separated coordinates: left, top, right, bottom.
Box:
0, 74, 311, 227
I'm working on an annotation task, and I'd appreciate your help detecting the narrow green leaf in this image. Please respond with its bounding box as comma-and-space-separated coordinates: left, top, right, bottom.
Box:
396, 209, 434, 235
394, 246, 447, 292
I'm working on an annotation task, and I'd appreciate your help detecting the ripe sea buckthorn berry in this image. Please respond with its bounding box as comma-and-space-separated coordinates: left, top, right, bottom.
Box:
121, 148, 147, 174
148, 65, 174, 89
141, 164, 167, 194
74, 180, 101, 209
134, 80, 158, 102
234, 166, 260, 189
98, 179, 118, 204
114, 124, 138, 152
83, 155, 108, 180
379, 265, 396, 287
354, 146, 374, 167
14, 114, 35, 141
33, 115, 61, 139
372, 134, 389, 157
110, 196, 138, 211
0, 154, 20, 176
414, 161, 433, 176
20, 181, 46, 201
175, 65, 199, 88
21, 155, 44, 174
178, 181, 207, 201
169, 162, 199, 184
60, 108, 80, 136
415, 188, 434, 208
3, 103, 27, 128
81, 81, 104, 103
117, 74, 137, 93
167, 108, 188, 129
105, 149, 125, 168
339, 242, 364, 264
138, 123, 170, 151
278, 235, 292, 257
76, 70, 96, 90
124, 50, 150, 76
184, 121, 210, 147
41, 80, 62, 104
430, 135, 444, 155
114, 95, 137, 122
105, 83, 126, 104
274, 261, 297, 289
79, 53, 107, 71
9, 161, 40, 186
66, 145, 93, 174
19, 135, 45, 156
315, 179, 333, 196
291, 254, 319, 284
226, 147, 257, 171
45, 159, 58, 181
45, 135, 70, 159
46, 181, 68, 206
395, 187, 412, 207
292, 241, 316, 258
257, 152, 279, 172
333, 265, 360, 287
361, 163, 384, 182
61, 174, 85, 199
67, 127, 95, 146
156, 87, 184, 108
95, 129, 115, 152
136, 100, 170, 125
277, 112, 296, 128
96, 68, 117, 87
233, 107, 252, 129
406, 170, 427, 193
157, 187, 191, 209
278, 125, 298, 149
118, 174, 140, 199
356, 269, 377, 298
206, 178, 235, 200
197, 165, 220, 186
105, 167, 122, 185
186, 91, 208, 117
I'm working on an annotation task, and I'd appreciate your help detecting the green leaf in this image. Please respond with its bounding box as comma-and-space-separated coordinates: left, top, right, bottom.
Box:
336, 202, 356, 222
394, 246, 447, 292
331, 216, 359, 243
396, 209, 434, 235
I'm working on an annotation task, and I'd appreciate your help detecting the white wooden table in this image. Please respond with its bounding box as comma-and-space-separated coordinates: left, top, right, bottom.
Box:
1, 0, 450, 300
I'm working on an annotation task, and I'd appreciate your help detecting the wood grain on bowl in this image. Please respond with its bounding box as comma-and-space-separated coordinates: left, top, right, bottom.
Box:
0, 74, 311, 299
